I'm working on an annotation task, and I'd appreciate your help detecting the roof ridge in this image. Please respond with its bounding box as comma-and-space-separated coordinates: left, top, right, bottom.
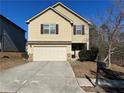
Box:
0, 14, 26, 32
26, 6, 51, 23
51, 7, 73, 23
26, 6, 73, 24
26, 2, 91, 24
52, 2, 91, 24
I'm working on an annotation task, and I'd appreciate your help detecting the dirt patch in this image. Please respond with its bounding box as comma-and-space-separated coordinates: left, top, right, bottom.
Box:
98, 64, 124, 80
0, 56, 26, 71
111, 64, 124, 73
70, 61, 97, 78
0, 52, 25, 58
70, 61, 124, 79
81, 86, 124, 93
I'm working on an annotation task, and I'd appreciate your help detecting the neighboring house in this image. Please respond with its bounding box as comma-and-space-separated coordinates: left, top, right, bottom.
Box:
0, 15, 26, 52
26, 2, 91, 61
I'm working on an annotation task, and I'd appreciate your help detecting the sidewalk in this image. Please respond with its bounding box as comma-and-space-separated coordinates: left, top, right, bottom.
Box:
77, 78, 124, 88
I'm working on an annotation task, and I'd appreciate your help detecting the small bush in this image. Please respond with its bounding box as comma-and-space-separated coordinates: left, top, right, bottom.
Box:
79, 47, 98, 61
22, 52, 29, 59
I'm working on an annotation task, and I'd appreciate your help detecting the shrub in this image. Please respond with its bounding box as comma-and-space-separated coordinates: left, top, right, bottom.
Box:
78, 47, 98, 61
22, 52, 29, 59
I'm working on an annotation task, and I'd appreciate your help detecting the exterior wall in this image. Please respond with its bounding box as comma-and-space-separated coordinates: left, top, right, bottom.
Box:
0, 17, 25, 52
72, 35, 89, 43
28, 9, 72, 42
28, 44, 71, 61
27, 4, 90, 61
54, 5, 89, 46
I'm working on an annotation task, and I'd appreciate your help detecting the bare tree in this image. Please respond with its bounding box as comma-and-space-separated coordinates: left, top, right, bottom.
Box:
99, 0, 124, 68
89, 24, 98, 48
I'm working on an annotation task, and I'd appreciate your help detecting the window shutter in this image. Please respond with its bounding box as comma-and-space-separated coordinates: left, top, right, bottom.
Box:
82, 25, 84, 35
41, 24, 43, 34
73, 25, 76, 35
56, 24, 59, 34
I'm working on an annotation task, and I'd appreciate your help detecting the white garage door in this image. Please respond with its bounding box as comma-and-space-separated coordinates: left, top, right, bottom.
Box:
33, 47, 67, 61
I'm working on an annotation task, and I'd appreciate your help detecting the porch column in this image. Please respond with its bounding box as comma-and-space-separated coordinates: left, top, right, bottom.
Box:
87, 42, 89, 50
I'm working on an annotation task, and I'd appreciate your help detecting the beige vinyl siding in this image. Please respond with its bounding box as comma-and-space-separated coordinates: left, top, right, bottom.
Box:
28, 9, 72, 42
54, 5, 89, 43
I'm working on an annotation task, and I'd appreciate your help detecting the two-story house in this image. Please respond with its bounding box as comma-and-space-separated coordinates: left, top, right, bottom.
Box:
26, 2, 91, 61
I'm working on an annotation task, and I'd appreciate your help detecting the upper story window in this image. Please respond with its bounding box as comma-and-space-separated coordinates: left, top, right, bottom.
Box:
74, 25, 84, 35
41, 24, 58, 34
76, 25, 82, 34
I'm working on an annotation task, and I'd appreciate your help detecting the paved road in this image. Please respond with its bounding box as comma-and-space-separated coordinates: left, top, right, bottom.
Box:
0, 61, 85, 93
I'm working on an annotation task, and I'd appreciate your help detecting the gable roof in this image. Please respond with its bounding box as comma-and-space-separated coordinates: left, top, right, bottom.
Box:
26, 7, 73, 24
0, 15, 25, 32
26, 2, 91, 25
52, 2, 91, 25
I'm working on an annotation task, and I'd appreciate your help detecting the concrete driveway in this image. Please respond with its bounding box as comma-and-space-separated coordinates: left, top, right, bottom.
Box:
0, 61, 85, 93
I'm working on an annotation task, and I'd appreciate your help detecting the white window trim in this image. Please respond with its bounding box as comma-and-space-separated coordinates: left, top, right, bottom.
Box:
75, 25, 82, 35
43, 24, 56, 34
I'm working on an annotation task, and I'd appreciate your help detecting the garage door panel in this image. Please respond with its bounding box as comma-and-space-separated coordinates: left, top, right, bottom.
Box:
33, 47, 67, 61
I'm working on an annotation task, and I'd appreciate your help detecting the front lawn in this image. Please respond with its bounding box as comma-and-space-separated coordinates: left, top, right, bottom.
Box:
0, 57, 26, 71
70, 61, 124, 80
70, 61, 97, 78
